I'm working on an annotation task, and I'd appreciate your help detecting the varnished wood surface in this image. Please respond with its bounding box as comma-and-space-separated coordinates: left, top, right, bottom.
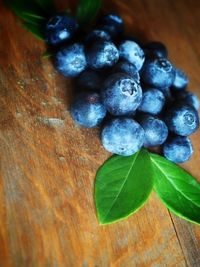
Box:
0, 0, 200, 266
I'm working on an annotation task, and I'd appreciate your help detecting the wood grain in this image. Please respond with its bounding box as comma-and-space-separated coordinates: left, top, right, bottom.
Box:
0, 0, 200, 266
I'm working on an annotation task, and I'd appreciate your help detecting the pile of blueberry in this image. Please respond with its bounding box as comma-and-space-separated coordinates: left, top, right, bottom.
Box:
45, 13, 200, 163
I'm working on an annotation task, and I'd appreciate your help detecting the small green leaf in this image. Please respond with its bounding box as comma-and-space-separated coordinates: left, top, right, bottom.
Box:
4, 0, 47, 39
95, 149, 153, 225
4, 0, 46, 23
150, 153, 200, 225
42, 50, 54, 58
21, 12, 45, 22
76, 0, 102, 26
23, 21, 45, 40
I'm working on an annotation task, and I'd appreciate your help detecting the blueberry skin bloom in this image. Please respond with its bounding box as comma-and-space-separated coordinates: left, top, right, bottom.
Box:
55, 43, 87, 77
112, 60, 140, 84
98, 14, 124, 37
46, 15, 78, 46
141, 58, 175, 88
178, 91, 200, 111
86, 40, 119, 70
101, 73, 142, 115
118, 40, 145, 71
163, 136, 193, 163
138, 115, 168, 147
172, 68, 189, 90
164, 104, 199, 136
70, 92, 106, 128
101, 118, 144, 156
76, 70, 103, 91
138, 88, 165, 115
143, 41, 168, 59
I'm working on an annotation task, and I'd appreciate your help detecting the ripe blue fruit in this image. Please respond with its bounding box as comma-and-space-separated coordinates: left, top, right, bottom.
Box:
98, 14, 124, 38
101, 73, 142, 115
164, 104, 199, 136
177, 91, 200, 111
138, 88, 165, 115
45, 15, 78, 46
118, 40, 145, 71
163, 136, 193, 163
84, 29, 111, 44
70, 92, 106, 128
76, 70, 103, 91
55, 43, 87, 77
138, 115, 168, 147
112, 60, 140, 84
144, 41, 168, 58
101, 118, 144, 156
86, 40, 119, 70
172, 68, 189, 90
141, 58, 175, 88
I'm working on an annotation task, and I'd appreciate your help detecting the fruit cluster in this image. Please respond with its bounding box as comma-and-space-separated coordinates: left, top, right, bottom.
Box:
45, 13, 200, 163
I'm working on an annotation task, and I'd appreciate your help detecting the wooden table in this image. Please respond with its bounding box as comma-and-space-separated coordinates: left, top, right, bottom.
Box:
0, 0, 200, 266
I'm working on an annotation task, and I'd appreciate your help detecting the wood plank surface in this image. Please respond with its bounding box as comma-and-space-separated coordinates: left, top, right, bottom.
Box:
0, 0, 200, 266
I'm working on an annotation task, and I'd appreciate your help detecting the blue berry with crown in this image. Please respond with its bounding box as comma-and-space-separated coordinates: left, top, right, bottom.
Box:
55, 43, 87, 77
101, 73, 142, 115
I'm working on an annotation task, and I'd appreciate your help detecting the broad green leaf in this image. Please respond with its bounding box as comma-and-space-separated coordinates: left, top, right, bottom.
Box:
95, 149, 153, 225
76, 0, 102, 26
150, 153, 200, 225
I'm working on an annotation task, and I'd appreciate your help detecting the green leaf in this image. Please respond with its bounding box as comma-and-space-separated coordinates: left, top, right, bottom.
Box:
4, 0, 46, 23
42, 50, 54, 58
23, 22, 45, 40
95, 149, 153, 225
76, 0, 102, 26
4, 0, 47, 39
150, 153, 200, 225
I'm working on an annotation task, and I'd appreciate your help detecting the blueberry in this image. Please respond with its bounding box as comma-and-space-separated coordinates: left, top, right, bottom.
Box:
45, 15, 78, 46
84, 29, 111, 44
141, 58, 175, 88
138, 88, 165, 115
70, 92, 106, 128
143, 41, 168, 58
86, 40, 119, 70
112, 60, 140, 84
98, 14, 124, 38
55, 43, 87, 77
138, 115, 168, 147
163, 136, 193, 163
164, 104, 199, 136
101, 73, 142, 115
118, 40, 145, 71
76, 70, 103, 91
101, 118, 144, 156
172, 68, 189, 90
177, 91, 200, 111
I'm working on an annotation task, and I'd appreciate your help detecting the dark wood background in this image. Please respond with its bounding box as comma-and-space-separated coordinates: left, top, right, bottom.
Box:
0, 0, 200, 266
